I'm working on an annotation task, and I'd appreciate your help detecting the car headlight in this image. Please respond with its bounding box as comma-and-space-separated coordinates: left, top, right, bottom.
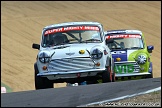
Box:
137, 55, 147, 64
91, 48, 103, 60
38, 52, 51, 63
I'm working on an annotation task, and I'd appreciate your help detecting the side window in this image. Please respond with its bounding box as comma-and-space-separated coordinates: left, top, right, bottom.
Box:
140, 37, 144, 48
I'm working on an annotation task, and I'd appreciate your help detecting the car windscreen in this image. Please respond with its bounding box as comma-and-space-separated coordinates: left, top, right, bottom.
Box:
106, 34, 144, 50
42, 26, 102, 47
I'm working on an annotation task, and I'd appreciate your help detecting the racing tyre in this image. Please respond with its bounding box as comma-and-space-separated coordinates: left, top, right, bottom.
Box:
111, 58, 115, 82
112, 72, 116, 82
86, 80, 98, 84
34, 63, 53, 90
102, 66, 112, 83
128, 76, 131, 80
146, 63, 153, 78
146, 73, 153, 78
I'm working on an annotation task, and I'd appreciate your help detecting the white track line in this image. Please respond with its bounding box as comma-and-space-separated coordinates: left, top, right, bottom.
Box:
78, 86, 161, 107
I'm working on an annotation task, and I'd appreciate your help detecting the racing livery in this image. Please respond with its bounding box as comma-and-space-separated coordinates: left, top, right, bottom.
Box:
105, 29, 154, 79
32, 22, 115, 89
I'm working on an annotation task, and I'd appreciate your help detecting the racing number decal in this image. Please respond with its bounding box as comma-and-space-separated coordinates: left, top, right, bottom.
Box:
114, 64, 134, 74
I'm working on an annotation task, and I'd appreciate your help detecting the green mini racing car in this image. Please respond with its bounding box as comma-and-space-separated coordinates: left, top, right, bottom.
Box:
67, 29, 154, 86
105, 29, 154, 80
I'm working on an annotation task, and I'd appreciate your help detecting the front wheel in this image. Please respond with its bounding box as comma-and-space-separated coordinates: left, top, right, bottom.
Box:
146, 73, 153, 78
102, 66, 112, 83
112, 72, 116, 82
34, 63, 53, 90
146, 62, 153, 78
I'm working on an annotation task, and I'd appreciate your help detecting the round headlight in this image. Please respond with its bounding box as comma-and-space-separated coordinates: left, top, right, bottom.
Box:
137, 55, 147, 64
91, 48, 103, 59
39, 52, 50, 63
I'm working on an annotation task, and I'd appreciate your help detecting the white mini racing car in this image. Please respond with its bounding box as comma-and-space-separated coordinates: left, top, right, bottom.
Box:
32, 21, 115, 89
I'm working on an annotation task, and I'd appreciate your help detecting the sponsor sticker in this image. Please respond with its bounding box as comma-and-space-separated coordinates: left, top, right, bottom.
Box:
44, 26, 99, 35
106, 34, 141, 39
107, 30, 126, 34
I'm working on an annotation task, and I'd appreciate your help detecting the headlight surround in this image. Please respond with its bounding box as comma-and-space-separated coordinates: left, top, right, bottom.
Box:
38, 52, 51, 63
137, 55, 147, 64
91, 48, 103, 60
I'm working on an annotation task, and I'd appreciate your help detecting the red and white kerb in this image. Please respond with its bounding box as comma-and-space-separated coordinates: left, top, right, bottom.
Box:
44, 26, 99, 36
106, 34, 141, 39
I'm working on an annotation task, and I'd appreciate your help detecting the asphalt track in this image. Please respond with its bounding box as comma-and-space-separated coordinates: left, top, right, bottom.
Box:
1, 77, 161, 107
1, 2, 161, 107
1, 1, 161, 93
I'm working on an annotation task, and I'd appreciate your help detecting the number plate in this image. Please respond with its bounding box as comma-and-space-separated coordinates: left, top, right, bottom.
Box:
114, 64, 135, 74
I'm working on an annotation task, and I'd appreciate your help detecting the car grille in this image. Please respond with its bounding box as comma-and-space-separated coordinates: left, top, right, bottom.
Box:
47, 57, 95, 72
114, 61, 140, 73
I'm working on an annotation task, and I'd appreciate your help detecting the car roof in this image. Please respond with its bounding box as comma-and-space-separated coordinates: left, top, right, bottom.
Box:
43, 21, 102, 29
105, 29, 143, 35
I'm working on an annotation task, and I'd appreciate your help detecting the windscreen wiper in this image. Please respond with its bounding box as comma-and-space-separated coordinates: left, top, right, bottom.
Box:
52, 43, 70, 49
81, 39, 101, 43
126, 47, 143, 49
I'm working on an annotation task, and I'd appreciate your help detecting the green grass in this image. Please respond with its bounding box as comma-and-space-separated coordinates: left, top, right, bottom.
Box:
1, 82, 12, 93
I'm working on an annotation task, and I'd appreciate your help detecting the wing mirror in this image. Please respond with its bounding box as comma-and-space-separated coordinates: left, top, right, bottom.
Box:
147, 45, 154, 53
106, 38, 114, 44
32, 43, 40, 50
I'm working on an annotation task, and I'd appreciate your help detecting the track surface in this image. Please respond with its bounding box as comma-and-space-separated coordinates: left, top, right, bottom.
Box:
1, 77, 161, 107
1, 1, 161, 92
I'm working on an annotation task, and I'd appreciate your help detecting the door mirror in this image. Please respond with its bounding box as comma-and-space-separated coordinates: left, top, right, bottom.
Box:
32, 43, 40, 50
147, 45, 154, 53
106, 38, 114, 44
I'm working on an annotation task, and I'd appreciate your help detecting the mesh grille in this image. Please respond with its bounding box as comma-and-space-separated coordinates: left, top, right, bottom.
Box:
47, 57, 95, 72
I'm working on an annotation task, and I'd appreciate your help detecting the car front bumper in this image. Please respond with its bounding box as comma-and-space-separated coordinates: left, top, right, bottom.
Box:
115, 72, 152, 77
37, 68, 105, 80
